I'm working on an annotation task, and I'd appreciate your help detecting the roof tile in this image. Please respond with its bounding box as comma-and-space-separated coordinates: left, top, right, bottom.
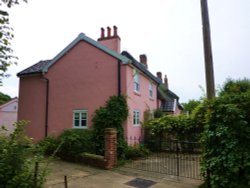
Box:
17, 60, 51, 76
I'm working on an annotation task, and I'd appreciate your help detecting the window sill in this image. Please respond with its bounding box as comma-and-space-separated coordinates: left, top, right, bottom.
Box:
134, 91, 141, 96
133, 124, 140, 127
73, 126, 88, 129
149, 97, 154, 101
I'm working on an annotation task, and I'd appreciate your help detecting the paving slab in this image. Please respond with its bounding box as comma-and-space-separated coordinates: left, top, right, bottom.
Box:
44, 159, 203, 188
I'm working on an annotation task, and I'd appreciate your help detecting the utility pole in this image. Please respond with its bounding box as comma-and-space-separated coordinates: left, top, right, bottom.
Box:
200, 0, 215, 99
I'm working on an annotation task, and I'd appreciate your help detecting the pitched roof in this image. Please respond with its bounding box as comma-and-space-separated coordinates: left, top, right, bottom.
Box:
18, 33, 131, 77
158, 83, 183, 110
121, 51, 162, 84
158, 84, 180, 100
17, 60, 51, 76
0, 97, 18, 111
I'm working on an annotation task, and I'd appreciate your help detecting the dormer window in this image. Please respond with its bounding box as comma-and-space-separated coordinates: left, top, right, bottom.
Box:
134, 70, 140, 92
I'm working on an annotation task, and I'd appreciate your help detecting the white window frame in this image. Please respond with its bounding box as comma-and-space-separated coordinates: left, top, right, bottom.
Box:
133, 110, 140, 126
73, 110, 88, 129
149, 82, 153, 98
133, 70, 140, 93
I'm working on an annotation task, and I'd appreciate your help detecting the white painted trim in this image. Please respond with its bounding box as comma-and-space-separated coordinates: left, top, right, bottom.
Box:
133, 109, 140, 127
72, 109, 88, 129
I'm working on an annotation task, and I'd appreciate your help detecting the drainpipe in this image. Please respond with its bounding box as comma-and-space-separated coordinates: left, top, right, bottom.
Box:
41, 76, 49, 137
118, 60, 121, 96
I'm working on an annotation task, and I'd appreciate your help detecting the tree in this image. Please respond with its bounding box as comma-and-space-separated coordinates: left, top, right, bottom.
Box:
0, 121, 48, 187
0, 91, 11, 105
219, 78, 250, 96
182, 99, 201, 115
200, 78, 250, 187
0, 0, 26, 85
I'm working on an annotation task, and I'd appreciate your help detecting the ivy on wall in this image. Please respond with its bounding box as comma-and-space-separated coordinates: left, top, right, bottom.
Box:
92, 95, 128, 159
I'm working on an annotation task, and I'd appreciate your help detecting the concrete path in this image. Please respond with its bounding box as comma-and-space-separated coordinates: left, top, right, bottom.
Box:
44, 159, 203, 188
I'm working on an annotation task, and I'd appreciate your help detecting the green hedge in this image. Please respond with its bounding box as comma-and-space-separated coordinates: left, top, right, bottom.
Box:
199, 79, 250, 188
200, 93, 250, 188
144, 114, 201, 144
39, 129, 95, 162
125, 145, 150, 160
57, 129, 95, 161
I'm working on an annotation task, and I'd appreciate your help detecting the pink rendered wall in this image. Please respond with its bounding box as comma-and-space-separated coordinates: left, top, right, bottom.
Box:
44, 41, 118, 137
0, 112, 17, 135
18, 76, 47, 141
121, 65, 158, 142
0, 99, 18, 135
98, 37, 121, 53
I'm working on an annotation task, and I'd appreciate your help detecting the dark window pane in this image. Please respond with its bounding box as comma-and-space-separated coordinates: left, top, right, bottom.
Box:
74, 120, 79, 126
81, 119, 87, 127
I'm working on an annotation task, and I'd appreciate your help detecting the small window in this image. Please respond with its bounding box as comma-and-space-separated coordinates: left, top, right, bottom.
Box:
73, 110, 88, 128
133, 110, 140, 126
149, 82, 153, 98
134, 70, 140, 92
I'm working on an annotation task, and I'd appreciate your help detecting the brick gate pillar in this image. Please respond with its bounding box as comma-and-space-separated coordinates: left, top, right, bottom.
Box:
104, 128, 117, 169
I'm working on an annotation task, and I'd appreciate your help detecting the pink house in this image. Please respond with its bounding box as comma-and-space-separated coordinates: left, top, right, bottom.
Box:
0, 97, 18, 135
17, 26, 181, 142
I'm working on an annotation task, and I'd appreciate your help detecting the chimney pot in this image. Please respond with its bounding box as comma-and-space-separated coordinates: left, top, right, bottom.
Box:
157, 72, 162, 80
107, 26, 111, 37
164, 75, 169, 89
113, 25, 118, 36
139, 54, 148, 69
101, 27, 105, 38
97, 26, 121, 53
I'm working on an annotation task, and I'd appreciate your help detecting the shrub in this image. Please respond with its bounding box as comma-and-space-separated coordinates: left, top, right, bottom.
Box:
153, 109, 164, 118
144, 114, 200, 144
200, 79, 250, 188
125, 145, 150, 160
38, 135, 59, 156
0, 121, 48, 187
57, 129, 95, 161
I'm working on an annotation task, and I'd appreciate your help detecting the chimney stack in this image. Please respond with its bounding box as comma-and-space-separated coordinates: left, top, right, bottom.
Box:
164, 75, 169, 89
107, 26, 111, 37
156, 72, 162, 80
139, 54, 148, 69
98, 25, 121, 53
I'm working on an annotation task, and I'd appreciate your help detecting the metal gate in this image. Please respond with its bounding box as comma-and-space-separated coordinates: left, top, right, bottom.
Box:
123, 139, 203, 180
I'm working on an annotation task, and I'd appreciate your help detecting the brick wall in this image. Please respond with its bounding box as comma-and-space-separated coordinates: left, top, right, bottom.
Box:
104, 128, 117, 169
82, 128, 117, 169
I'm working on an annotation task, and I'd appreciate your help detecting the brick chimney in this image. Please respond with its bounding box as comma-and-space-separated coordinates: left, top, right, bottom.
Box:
98, 25, 121, 53
164, 75, 169, 89
156, 72, 162, 81
139, 54, 148, 69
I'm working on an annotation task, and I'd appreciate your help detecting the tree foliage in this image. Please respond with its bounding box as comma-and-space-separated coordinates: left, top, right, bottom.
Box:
57, 129, 95, 161
145, 114, 201, 142
182, 99, 202, 115
0, 91, 11, 105
219, 77, 250, 97
199, 78, 250, 188
0, 0, 27, 85
0, 121, 48, 188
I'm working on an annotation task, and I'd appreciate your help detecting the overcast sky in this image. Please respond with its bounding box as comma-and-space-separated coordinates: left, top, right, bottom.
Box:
1, 0, 250, 103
